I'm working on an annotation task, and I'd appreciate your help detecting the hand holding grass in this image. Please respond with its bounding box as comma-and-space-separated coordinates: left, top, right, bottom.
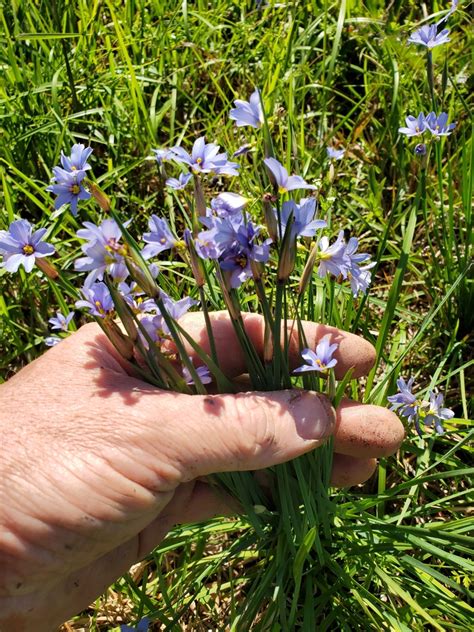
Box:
0, 313, 404, 631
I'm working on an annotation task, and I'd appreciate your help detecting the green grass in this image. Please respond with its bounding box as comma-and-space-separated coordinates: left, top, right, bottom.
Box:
0, 0, 472, 630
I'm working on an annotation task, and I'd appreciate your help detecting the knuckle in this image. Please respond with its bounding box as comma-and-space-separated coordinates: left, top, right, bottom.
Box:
234, 394, 277, 462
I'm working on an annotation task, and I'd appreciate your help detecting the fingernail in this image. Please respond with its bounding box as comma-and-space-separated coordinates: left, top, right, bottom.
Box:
289, 391, 335, 441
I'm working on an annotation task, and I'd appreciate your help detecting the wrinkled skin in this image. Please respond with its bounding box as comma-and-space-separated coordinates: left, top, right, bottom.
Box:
0, 312, 404, 631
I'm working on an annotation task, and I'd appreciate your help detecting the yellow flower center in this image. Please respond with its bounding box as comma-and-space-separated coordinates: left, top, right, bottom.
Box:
94, 300, 105, 315
278, 186, 288, 194
22, 244, 34, 255
196, 157, 203, 164
70, 184, 80, 195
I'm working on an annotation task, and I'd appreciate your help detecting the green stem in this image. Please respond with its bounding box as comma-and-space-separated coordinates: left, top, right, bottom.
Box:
426, 51, 437, 112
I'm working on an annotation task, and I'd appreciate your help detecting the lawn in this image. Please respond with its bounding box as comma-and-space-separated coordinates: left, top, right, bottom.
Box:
0, 1, 472, 630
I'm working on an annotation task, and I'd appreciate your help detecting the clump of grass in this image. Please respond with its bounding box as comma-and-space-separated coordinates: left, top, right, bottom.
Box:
1, 1, 472, 630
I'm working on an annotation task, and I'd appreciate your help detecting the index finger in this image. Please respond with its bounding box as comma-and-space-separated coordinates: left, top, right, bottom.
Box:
179, 311, 375, 380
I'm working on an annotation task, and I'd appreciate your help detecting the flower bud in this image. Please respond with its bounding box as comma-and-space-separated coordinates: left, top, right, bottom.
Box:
277, 213, 296, 282
263, 193, 278, 243
125, 260, 159, 299
102, 319, 135, 360
193, 174, 207, 217
298, 243, 318, 295
36, 257, 59, 279
184, 229, 205, 287
87, 181, 111, 212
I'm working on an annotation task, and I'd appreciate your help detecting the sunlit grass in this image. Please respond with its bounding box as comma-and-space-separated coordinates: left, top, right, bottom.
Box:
0, 0, 472, 629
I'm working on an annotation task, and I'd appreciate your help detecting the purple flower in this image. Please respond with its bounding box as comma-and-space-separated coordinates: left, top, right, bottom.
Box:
220, 219, 271, 288
326, 147, 345, 160
160, 293, 198, 323
194, 229, 222, 260
166, 172, 192, 190
121, 617, 150, 632
293, 336, 339, 374
139, 294, 197, 342
168, 137, 239, 176
75, 219, 129, 286
233, 144, 252, 157
344, 236, 375, 296
139, 314, 166, 345
264, 157, 316, 193
47, 168, 91, 216
182, 362, 212, 386
75, 282, 114, 318
152, 148, 172, 164
278, 198, 326, 239
45, 336, 61, 347
60, 144, 93, 173
398, 113, 429, 137
426, 111, 457, 136
408, 24, 450, 48
388, 377, 454, 436
348, 263, 375, 296
317, 231, 348, 278
415, 143, 427, 155
141, 216, 180, 259
49, 311, 74, 331
229, 89, 264, 129
388, 377, 418, 421
210, 192, 247, 216
118, 281, 157, 313
421, 391, 455, 434
437, 0, 459, 25
0, 219, 55, 273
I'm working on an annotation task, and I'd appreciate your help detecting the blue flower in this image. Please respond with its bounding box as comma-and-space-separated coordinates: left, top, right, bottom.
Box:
141, 293, 198, 337
408, 23, 450, 48
421, 391, 455, 434
437, 0, 458, 26
387, 377, 418, 421
168, 137, 239, 176
229, 89, 264, 129
344, 236, 375, 296
183, 362, 213, 385
118, 281, 157, 313
293, 336, 339, 374
47, 168, 91, 216
326, 147, 345, 160
152, 148, 172, 164
0, 219, 55, 273
76, 282, 114, 318
60, 144, 93, 173
49, 311, 74, 331
415, 143, 427, 155
317, 231, 348, 278
166, 172, 192, 190
264, 157, 316, 193
388, 377, 455, 436
120, 617, 150, 632
219, 219, 271, 288
141, 216, 180, 259
398, 113, 429, 137
75, 219, 129, 286
210, 192, 248, 216
160, 293, 198, 323
278, 198, 326, 239
426, 111, 457, 136
45, 335, 61, 347
233, 143, 252, 157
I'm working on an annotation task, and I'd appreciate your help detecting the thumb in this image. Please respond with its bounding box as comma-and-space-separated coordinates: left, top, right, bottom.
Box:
139, 389, 335, 482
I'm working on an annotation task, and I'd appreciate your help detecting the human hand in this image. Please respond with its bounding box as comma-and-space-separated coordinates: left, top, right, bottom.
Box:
0, 312, 404, 631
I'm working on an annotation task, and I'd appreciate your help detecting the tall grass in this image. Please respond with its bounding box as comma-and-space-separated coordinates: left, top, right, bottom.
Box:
0, 1, 472, 629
